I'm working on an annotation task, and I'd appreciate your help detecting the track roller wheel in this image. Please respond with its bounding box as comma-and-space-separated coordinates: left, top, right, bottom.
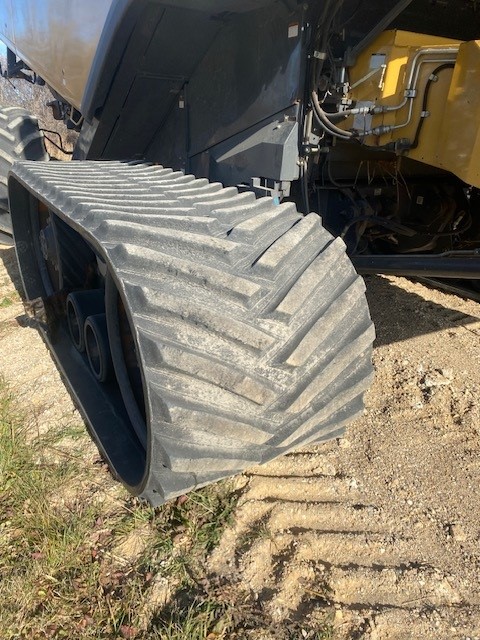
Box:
9, 161, 374, 505
85, 314, 114, 383
67, 290, 105, 352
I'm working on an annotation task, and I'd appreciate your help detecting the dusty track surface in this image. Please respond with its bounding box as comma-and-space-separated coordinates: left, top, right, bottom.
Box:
2, 242, 480, 639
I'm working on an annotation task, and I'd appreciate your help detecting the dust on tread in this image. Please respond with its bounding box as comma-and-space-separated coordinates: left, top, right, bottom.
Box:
10, 160, 374, 504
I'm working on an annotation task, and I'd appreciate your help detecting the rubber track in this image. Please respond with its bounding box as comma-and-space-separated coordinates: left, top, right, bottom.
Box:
11, 160, 374, 504
0, 107, 48, 236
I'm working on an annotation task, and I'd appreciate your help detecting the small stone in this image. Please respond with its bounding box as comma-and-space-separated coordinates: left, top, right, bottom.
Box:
422, 368, 454, 390
448, 523, 467, 542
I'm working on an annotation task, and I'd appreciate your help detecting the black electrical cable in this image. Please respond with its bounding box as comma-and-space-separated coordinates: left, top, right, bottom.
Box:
411, 213, 472, 238
340, 215, 419, 239
326, 157, 364, 189
311, 0, 344, 87
40, 128, 74, 155
337, 0, 363, 30
410, 63, 455, 149
311, 0, 333, 86
43, 135, 73, 155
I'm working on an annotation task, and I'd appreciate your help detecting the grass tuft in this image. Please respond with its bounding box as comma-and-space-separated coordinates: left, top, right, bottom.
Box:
0, 377, 239, 639
0, 376, 335, 639
150, 598, 233, 640
0, 292, 20, 308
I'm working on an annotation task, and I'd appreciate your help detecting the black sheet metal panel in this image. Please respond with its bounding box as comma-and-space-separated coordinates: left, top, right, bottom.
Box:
103, 75, 185, 159
86, 0, 307, 184
185, 3, 306, 157
146, 3, 307, 182
392, 0, 480, 42
90, 3, 222, 160
189, 111, 301, 186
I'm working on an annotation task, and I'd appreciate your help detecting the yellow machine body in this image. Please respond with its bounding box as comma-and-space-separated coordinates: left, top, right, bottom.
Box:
345, 30, 480, 189
439, 40, 480, 188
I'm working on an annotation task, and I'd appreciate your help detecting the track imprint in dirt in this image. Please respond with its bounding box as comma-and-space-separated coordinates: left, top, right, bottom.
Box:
211, 442, 480, 638
210, 275, 480, 639
3, 245, 480, 639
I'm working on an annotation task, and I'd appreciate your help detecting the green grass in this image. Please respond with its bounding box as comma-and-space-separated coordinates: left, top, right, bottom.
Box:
0, 377, 239, 640
0, 292, 19, 308
0, 377, 337, 640
149, 598, 233, 639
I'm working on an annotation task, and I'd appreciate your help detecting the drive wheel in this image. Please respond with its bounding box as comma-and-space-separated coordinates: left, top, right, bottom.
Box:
0, 106, 48, 243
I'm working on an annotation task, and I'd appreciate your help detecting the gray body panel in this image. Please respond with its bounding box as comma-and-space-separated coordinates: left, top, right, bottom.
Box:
0, 0, 113, 110
1, 0, 476, 190
0, 0, 307, 188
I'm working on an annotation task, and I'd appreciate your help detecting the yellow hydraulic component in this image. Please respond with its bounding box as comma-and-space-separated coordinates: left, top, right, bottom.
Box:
344, 30, 459, 145
343, 30, 480, 189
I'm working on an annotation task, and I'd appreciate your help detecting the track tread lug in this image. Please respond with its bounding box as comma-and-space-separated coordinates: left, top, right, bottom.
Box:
9, 160, 374, 504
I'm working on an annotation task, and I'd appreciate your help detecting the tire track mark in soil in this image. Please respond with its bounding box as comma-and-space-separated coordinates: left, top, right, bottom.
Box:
210, 275, 480, 639
3, 243, 480, 639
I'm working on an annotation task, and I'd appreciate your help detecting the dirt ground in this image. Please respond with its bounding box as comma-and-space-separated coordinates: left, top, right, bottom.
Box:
2, 241, 480, 639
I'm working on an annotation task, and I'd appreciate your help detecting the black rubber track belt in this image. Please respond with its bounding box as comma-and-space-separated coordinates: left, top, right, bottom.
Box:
0, 106, 48, 236
10, 160, 375, 505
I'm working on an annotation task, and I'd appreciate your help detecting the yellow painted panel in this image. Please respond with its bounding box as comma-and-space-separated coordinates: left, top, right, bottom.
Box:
437, 40, 480, 188
345, 30, 480, 188
346, 30, 460, 147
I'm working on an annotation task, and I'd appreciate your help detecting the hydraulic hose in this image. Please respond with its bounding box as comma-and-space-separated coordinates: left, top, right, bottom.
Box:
311, 90, 354, 140
410, 63, 455, 149
327, 105, 373, 120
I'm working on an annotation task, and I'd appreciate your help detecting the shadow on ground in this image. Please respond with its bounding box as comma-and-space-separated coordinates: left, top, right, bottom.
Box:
0, 245, 23, 293
364, 274, 480, 347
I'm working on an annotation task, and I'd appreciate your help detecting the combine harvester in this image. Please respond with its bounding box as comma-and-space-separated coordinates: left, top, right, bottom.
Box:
0, 0, 478, 504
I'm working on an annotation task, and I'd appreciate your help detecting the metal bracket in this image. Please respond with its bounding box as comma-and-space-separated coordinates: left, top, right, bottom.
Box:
245, 178, 291, 201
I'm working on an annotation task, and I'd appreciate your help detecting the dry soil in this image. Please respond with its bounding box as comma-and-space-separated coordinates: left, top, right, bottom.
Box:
1, 243, 480, 639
